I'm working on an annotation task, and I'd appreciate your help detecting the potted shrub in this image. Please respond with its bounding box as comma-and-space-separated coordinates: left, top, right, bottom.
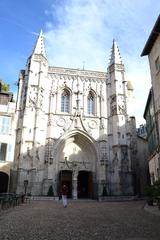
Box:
47, 185, 54, 197
153, 180, 160, 210
145, 185, 155, 206
102, 186, 108, 197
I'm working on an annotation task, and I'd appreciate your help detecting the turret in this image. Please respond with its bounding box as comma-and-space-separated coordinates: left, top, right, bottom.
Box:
109, 39, 122, 65
22, 30, 49, 151
26, 30, 47, 73
32, 30, 47, 57
107, 40, 128, 145
106, 40, 134, 196
14, 30, 49, 194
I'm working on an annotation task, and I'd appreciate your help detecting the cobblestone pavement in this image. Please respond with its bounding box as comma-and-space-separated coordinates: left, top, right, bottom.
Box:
0, 200, 160, 240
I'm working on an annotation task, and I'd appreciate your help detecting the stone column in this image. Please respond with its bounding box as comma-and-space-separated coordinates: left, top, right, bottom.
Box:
72, 170, 78, 200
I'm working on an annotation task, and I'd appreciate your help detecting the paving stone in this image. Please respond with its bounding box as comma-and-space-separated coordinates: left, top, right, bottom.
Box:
0, 201, 160, 240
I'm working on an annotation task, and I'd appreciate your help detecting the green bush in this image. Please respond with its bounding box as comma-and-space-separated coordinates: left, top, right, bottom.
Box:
0, 80, 10, 92
145, 180, 160, 205
102, 186, 108, 197
145, 185, 155, 198
47, 185, 54, 196
154, 179, 160, 197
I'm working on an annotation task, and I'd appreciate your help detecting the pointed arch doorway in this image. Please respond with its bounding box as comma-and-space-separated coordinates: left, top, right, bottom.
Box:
56, 130, 98, 199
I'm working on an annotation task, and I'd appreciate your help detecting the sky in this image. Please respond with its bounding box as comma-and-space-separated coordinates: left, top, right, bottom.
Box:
0, 0, 160, 126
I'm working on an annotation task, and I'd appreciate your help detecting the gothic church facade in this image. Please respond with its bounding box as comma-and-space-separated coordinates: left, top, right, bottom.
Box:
12, 31, 137, 198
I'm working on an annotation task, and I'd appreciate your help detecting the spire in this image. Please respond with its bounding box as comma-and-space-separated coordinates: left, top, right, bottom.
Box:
109, 39, 122, 65
32, 30, 46, 58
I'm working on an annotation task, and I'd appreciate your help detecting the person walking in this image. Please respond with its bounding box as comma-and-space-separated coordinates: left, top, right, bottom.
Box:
61, 184, 68, 208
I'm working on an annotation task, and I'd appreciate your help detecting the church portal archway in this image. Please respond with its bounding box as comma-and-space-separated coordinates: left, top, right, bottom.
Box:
0, 172, 9, 193
78, 171, 92, 198
56, 130, 98, 199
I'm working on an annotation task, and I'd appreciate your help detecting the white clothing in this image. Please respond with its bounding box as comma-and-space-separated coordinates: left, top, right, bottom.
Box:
62, 195, 67, 207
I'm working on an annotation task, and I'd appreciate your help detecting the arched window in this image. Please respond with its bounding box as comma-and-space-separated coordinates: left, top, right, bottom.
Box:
87, 92, 95, 115
61, 89, 70, 113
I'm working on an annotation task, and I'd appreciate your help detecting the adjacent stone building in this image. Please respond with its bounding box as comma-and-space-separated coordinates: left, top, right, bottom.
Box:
12, 31, 137, 198
0, 83, 16, 193
141, 15, 160, 183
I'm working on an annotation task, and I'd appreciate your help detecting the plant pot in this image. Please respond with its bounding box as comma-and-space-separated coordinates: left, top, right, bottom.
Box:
147, 199, 153, 206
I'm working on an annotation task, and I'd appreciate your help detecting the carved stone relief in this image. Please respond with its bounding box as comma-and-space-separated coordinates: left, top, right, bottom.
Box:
121, 146, 129, 172
44, 140, 55, 165
60, 156, 90, 171
88, 120, 97, 129
23, 148, 33, 168
56, 117, 66, 127
118, 104, 126, 115
48, 67, 106, 83
99, 142, 108, 165
111, 105, 117, 116
110, 150, 119, 172
111, 94, 116, 104
48, 115, 54, 126
35, 149, 40, 161
100, 118, 105, 129
28, 87, 37, 108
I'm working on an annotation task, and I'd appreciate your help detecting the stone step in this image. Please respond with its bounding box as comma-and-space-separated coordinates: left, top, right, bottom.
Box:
98, 196, 137, 202
30, 196, 137, 202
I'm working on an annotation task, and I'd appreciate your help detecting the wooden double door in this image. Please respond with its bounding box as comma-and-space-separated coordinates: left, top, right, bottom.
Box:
59, 170, 92, 199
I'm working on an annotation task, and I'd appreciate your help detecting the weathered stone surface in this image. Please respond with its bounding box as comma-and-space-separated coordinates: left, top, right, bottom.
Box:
0, 201, 160, 240
13, 33, 139, 198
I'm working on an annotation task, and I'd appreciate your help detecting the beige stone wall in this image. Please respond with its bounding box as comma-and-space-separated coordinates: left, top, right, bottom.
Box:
0, 162, 12, 176
149, 153, 159, 183
148, 35, 160, 182
149, 36, 160, 144
136, 136, 149, 195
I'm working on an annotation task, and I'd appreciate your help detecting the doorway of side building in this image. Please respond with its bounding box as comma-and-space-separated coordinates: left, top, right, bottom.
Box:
59, 170, 72, 198
78, 171, 92, 198
0, 172, 9, 193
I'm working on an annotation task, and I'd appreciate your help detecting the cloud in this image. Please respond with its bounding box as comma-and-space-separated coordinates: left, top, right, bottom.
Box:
43, 0, 155, 126
44, 0, 109, 70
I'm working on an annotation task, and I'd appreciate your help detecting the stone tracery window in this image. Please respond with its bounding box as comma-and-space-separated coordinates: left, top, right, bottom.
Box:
61, 89, 70, 113
87, 91, 95, 115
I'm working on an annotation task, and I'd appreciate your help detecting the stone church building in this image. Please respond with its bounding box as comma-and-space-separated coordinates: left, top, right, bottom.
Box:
12, 31, 137, 199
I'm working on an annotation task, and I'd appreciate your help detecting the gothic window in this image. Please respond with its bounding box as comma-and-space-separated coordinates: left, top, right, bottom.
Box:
87, 92, 95, 115
61, 89, 70, 113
